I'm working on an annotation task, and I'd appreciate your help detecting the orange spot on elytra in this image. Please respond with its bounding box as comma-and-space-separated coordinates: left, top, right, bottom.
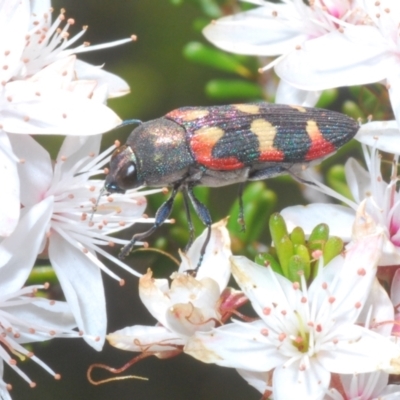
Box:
190, 126, 244, 170
305, 120, 336, 160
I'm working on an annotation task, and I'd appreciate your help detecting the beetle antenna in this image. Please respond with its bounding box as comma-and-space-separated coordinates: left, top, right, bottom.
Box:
117, 119, 143, 128
90, 187, 106, 222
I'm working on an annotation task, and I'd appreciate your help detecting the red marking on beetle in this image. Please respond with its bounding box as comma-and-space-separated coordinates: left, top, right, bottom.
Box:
305, 120, 336, 161
190, 126, 245, 170
258, 149, 285, 162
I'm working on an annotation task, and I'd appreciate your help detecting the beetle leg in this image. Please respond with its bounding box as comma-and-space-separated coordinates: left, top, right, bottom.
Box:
248, 165, 288, 181
182, 189, 195, 252
250, 164, 317, 187
237, 182, 246, 232
118, 183, 180, 259
288, 172, 316, 187
185, 184, 212, 270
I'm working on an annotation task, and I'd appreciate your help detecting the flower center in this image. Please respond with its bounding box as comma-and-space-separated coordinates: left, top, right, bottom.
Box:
292, 311, 310, 353
292, 332, 310, 353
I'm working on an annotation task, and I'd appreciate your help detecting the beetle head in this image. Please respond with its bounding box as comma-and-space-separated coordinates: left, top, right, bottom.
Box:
105, 145, 142, 193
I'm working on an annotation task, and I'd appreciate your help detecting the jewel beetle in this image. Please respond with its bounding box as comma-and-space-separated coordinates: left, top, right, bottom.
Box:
105, 102, 359, 267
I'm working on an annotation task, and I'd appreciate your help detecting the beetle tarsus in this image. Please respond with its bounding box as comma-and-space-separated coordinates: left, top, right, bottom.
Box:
182, 189, 195, 252
118, 225, 159, 259
118, 239, 136, 259
196, 224, 211, 270
119, 185, 180, 259
185, 185, 213, 270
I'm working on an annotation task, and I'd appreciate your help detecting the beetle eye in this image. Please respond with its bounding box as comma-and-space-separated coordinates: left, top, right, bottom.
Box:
116, 161, 137, 190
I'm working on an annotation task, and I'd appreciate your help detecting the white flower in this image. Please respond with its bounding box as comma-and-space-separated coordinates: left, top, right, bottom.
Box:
21, 1, 134, 98
281, 124, 400, 266
0, 134, 157, 350
107, 220, 237, 357
185, 229, 400, 400
325, 371, 400, 399
0, 254, 80, 396
0, 0, 134, 237
203, 0, 367, 105
275, 1, 400, 125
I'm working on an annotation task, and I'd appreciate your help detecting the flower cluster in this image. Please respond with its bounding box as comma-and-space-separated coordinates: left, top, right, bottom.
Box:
108, 194, 400, 399
204, 0, 400, 119
0, 0, 153, 396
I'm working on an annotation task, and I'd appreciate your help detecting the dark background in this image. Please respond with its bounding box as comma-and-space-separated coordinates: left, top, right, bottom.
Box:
6, 1, 262, 399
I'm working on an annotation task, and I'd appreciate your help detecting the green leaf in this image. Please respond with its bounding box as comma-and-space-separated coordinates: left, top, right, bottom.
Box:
315, 89, 338, 109
183, 42, 253, 78
342, 100, 364, 120
309, 223, 329, 251
293, 244, 310, 280
192, 17, 210, 32
255, 253, 283, 275
199, 0, 222, 18
287, 255, 307, 283
228, 182, 276, 244
323, 236, 343, 265
276, 235, 293, 277
290, 227, 305, 246
269, 213, 288, 246
28, 266, 58, 285
206, 79, 263, 100
326, 165, 353, 202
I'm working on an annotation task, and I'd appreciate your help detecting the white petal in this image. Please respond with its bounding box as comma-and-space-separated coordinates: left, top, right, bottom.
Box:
139, 270, 171, 328
1, 81, 122, 135
74, 60, 130, 98
358, 279, 394, 336
275, 80, 320, 107
0, 132, 20, 236
185, 320, 285, 371
344, 158, 371, 204
55, 135, 101, 179
29, 0, 51, 28
356, 120, 400, 155
0, 0, 29, 81
281, 203, 355, 240
48, 232, 106, 350
0, 198, 53, 293
230, 256, 292, 320
339, 371, 389, 399
381, 385, 400, 397
379, 237, 400, 266
203, 4, 307, 56
236, 369, 271, 395
0, 360, 12, 400
8, 133, 52, 206
326, 233, 382, 322
13, 300, 76, 343
180, 219, 231, 291
165, 302, 217, 337
107, 325, 185, 352
27, 56, 77, 88
169, 275, 220, 310
319, 325, 400, 374
273, 360, 330, 400
275, 27, 390, 90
